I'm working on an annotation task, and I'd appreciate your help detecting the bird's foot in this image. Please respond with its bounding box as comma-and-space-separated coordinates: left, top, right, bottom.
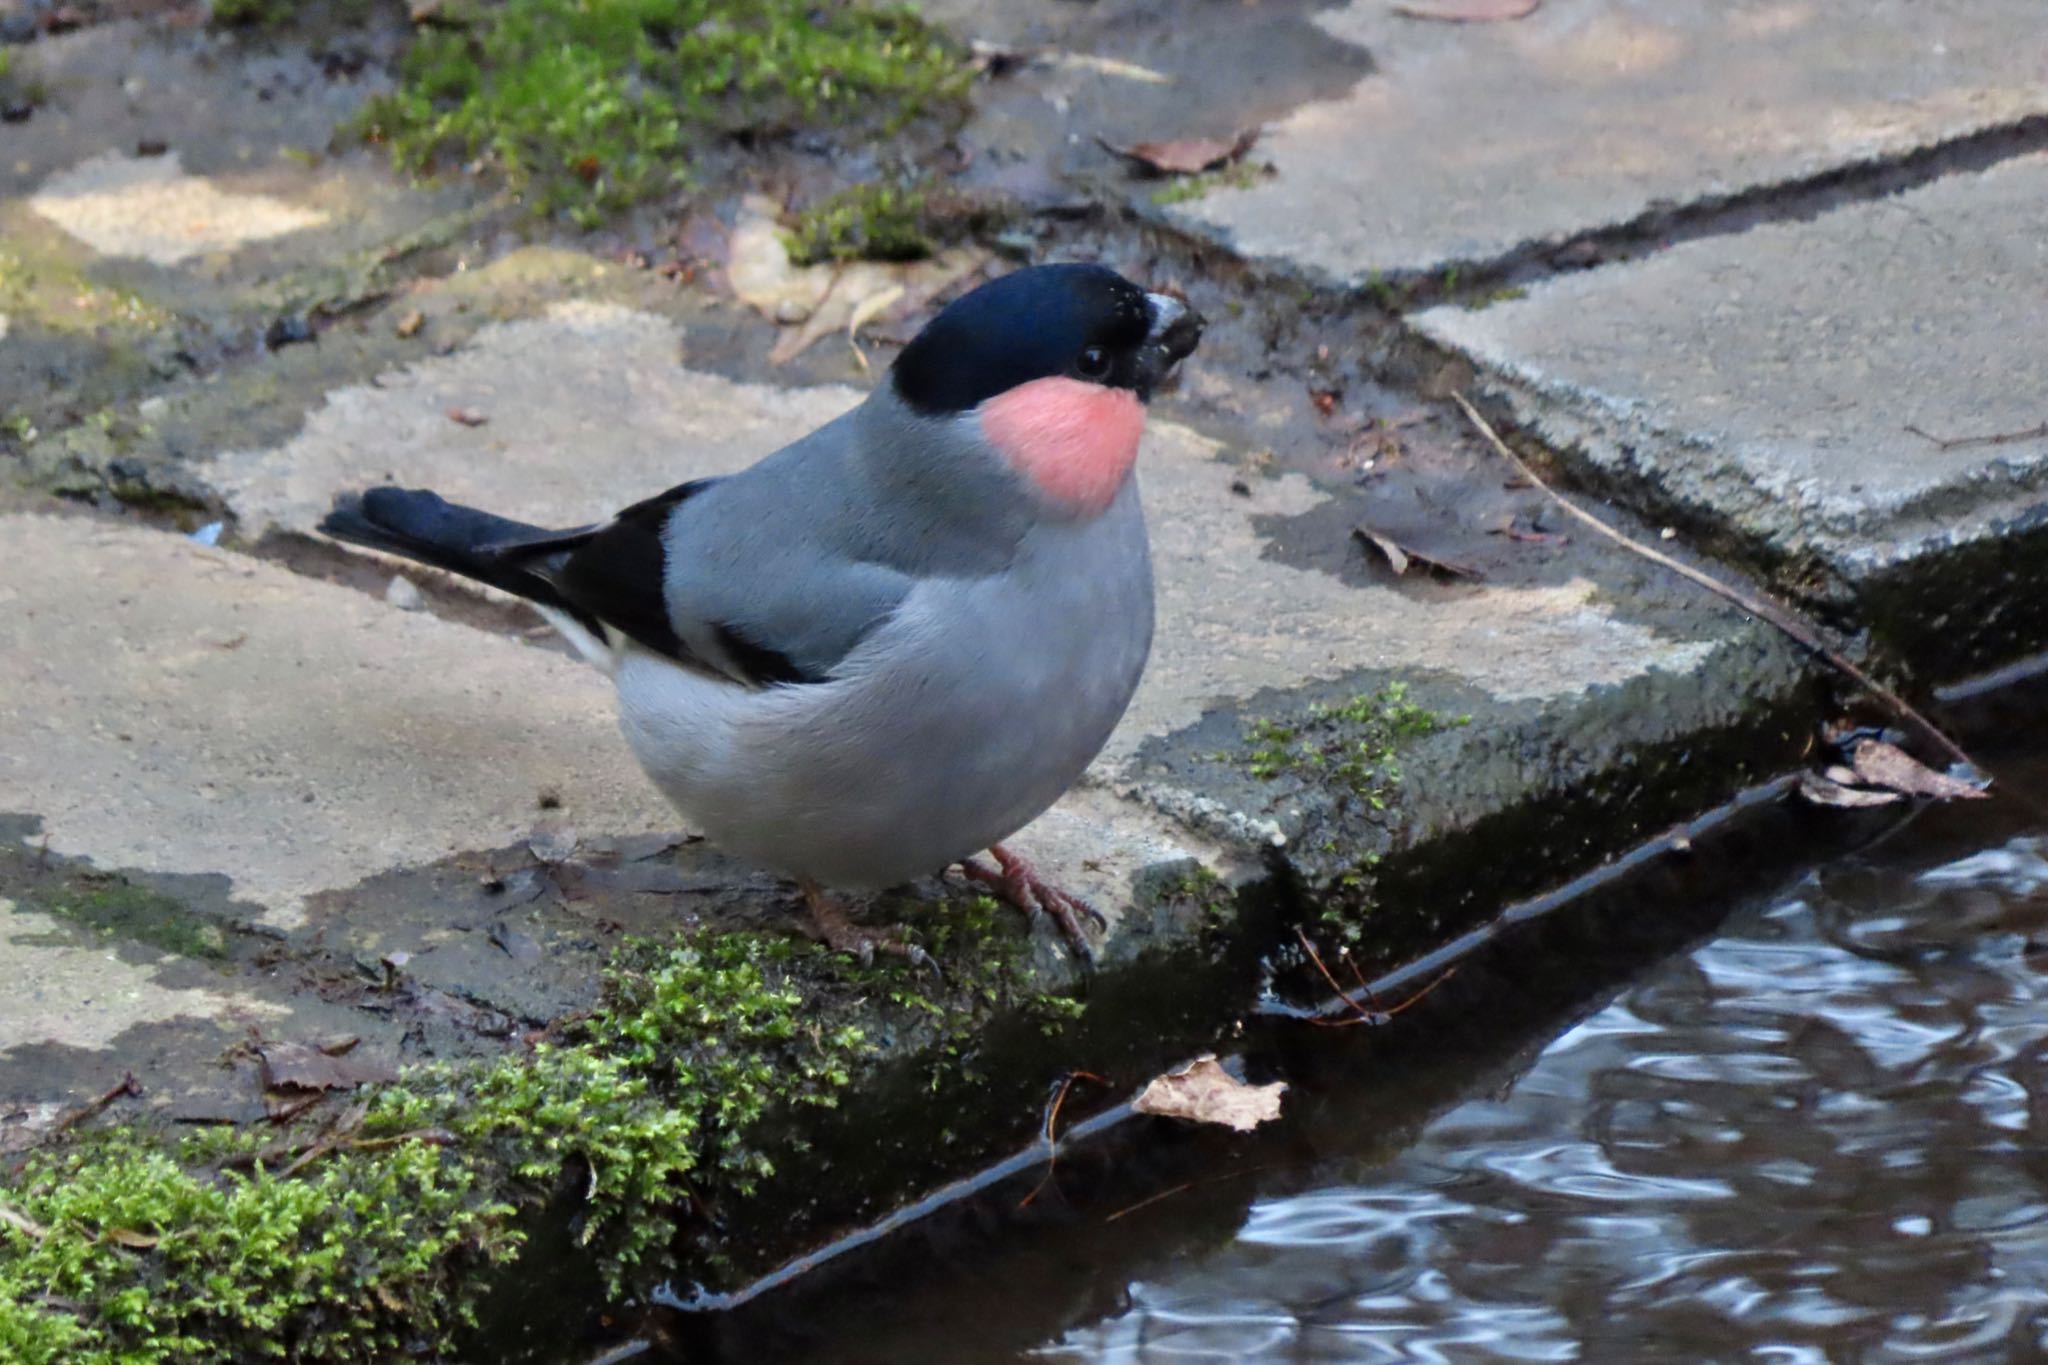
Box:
957, 844, 1105, 963
799, 881, 937, 975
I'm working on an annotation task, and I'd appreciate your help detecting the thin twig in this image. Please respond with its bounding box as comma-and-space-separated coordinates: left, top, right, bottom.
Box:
1294, 928, 1457, 1027
1294, 928, 1375, 1019
278, 1129, 456, 1180
1904, 421, 2048, 453
0, 1204, 49, 1241
1102, 1164, 1273, 1224
1454, 393, 1978, 773
1019, 1071, 1109, 1210
53, 1073, 139, 1135
1102, 1180, 1195, 1224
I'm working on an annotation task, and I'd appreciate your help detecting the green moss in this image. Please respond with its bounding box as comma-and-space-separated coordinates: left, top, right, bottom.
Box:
1149, 160, 1267, 207
354, 0, 970, 227
1242, 683, 1466, 806
0, 932, 869, 1357
0, 1127, 509, 1364
209, 0, 289, 26
0, 245, 172, 339
785, 182, 935, 264
29, 876, 229, 962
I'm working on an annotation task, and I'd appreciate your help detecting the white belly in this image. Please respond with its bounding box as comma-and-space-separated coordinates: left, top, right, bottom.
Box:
610, 486, 1153, 888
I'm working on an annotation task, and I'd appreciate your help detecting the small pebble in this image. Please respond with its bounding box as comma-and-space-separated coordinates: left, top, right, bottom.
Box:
384, 575, 425, 611
1659, 527, 1678, 541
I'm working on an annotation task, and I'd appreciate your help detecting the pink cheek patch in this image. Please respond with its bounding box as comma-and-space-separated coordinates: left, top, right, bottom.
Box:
979, 376, 1146, 515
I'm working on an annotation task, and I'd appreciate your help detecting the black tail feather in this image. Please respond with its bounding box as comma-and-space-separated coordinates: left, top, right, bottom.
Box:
318, 487, 594, 618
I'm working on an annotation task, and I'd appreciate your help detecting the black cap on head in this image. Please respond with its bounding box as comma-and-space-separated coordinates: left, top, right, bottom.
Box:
891, 263, 1158, 414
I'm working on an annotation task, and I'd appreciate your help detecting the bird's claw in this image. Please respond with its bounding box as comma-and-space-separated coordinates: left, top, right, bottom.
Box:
959, 845, 1103, 964
799, 881, 936, 976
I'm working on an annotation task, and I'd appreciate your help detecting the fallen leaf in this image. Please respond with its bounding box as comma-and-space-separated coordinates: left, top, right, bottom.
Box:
1096, 129, 1259, 177
259, 1042, 397, 1094
105, 1227, 160, 1249
1132, 1055, 1286, 1133
394, 309, 425, 339
1392, 0, 1540, 21
724, 197, 989, 366
1358, 528, 1410, 576
1352, 526, 1482, 580
446, 406, 488, 427
1849, 739, 1989, 801
1048, 51, 1173, 84
1797, 772, 1903, 809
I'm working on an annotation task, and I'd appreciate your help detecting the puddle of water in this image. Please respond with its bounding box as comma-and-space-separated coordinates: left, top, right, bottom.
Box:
666, 755, 2048, 1365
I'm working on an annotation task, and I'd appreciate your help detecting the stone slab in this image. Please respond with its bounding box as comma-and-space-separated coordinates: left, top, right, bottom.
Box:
0, 513, 670, 929
1173, 0, 2048, 281
0, 897, 281, 1051
1413, 152, 2048, 586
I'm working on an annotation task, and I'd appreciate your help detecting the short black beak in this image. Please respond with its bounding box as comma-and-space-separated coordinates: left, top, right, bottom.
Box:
1135, 292, 1205, 399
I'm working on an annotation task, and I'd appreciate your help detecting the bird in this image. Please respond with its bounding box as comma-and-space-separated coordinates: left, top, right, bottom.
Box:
318, 262, 1205, 964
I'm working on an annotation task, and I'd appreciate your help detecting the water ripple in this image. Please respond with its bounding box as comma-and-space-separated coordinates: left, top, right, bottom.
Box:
1048, 800, 2048, 1361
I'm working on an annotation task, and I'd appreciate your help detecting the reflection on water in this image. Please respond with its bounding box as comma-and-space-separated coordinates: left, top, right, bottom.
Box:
1042, 825, 2048, 1362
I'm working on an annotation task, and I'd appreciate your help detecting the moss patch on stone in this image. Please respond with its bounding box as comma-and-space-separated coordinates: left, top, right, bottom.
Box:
1242, 682, 1467, 806
26, 875, 230, 963
1150, 161, 1270, 207
0, 931, 875, 1360
354, 0, 971, 226
785, 181, 937, 264
0, 893, 1085, 1361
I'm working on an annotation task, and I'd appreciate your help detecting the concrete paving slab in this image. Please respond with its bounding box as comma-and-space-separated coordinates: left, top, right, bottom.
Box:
1413, 151, 2048, 667
0, 897, 281, 1050
1171, 0, 2048, 281
0, 514, 671, 929
31, 150, 330, 265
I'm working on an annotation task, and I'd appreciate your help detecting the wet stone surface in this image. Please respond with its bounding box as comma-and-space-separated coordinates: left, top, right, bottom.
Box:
4, 0, 2048, 1355
1416, 150, 2048, 674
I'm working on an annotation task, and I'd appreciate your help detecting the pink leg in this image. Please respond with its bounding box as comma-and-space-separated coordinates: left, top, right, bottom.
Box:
957, 844, 1105, 961
798, 880, 935, 973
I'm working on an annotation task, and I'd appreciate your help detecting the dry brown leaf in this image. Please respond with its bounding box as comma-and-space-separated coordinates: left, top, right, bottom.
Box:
1392, 0, 1540, 21
446, 406, 488, 427
1358, 528, 1411, 576
394, 309, 425, 339
1049, 52, 1173, 84
1131, 1055, 1286, 1133
259, 1042, 397, 1094
1798, 772, 1904, 809
1351, 526, 1482, 580
105, 1227, 160, 1249
1097, 129, 1259, 177
1849, 739, 1989, 801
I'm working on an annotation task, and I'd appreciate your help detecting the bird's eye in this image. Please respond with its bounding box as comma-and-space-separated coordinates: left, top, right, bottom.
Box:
1075, 346, 1111, 381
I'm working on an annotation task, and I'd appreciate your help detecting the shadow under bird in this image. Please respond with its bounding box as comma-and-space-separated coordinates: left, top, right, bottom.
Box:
319, 263, 1205, 964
